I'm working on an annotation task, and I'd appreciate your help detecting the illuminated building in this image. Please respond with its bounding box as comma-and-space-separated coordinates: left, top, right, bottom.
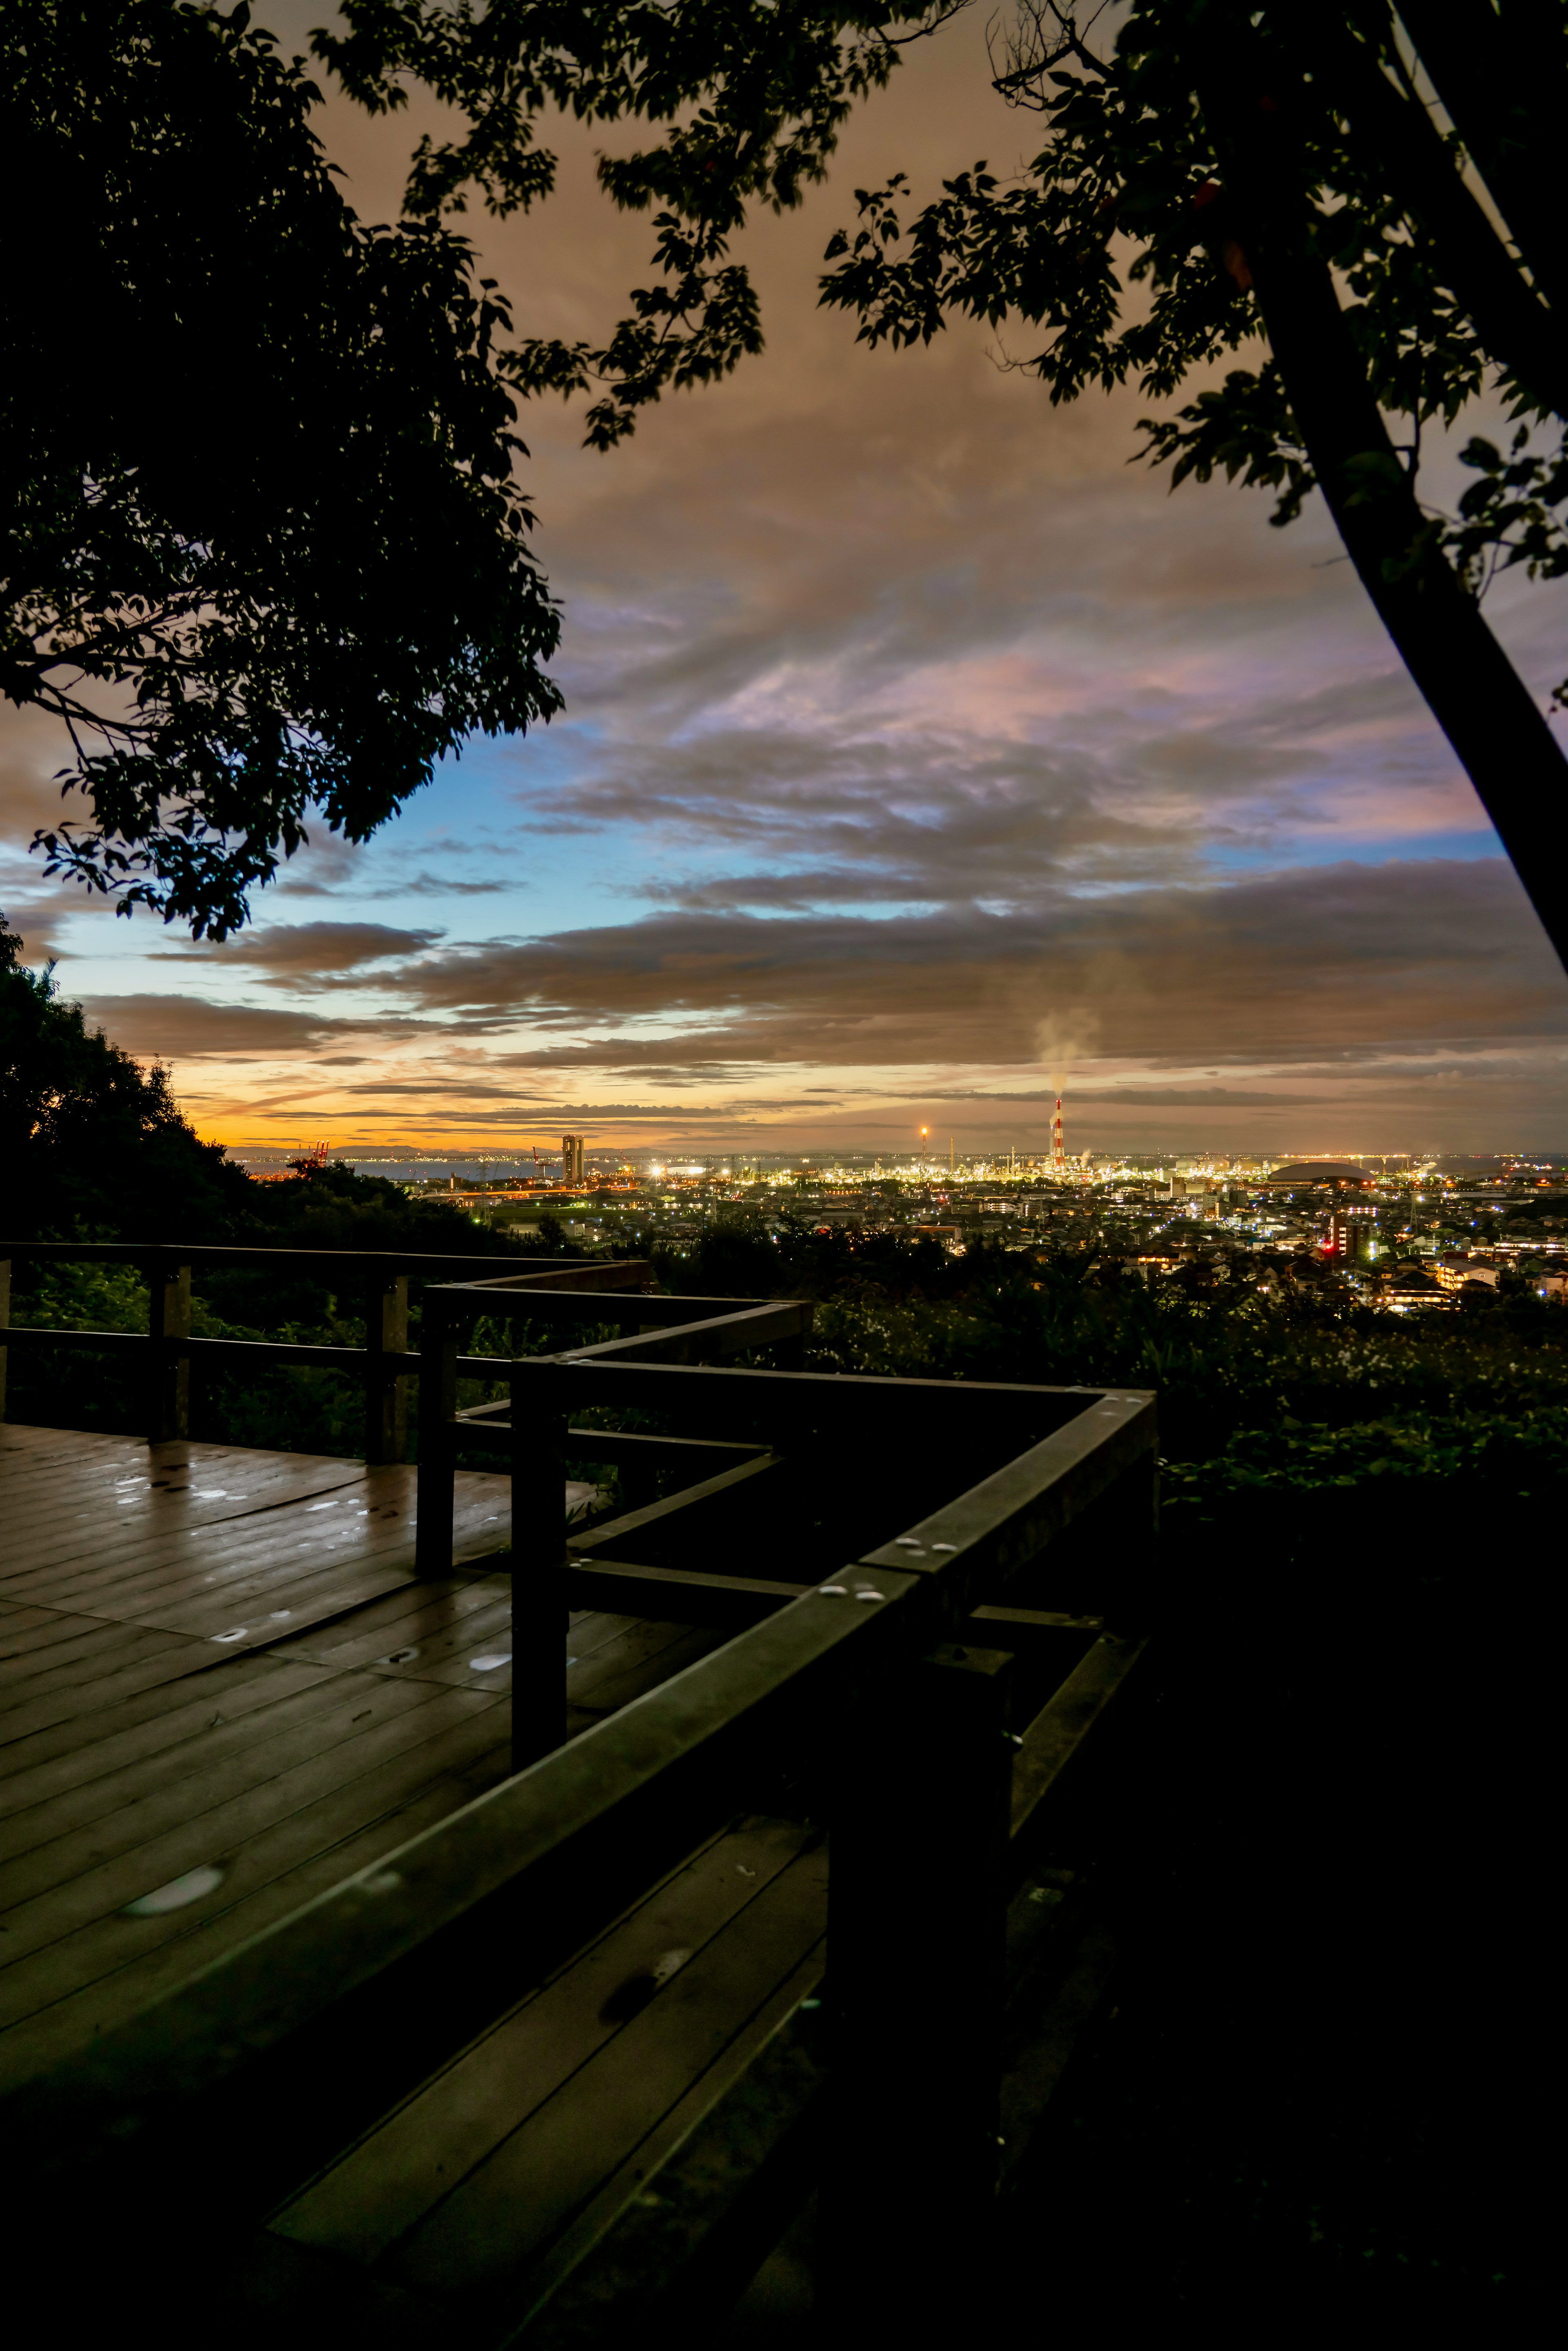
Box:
1325, 1207, 1376, 1261
1434, 1255, 1499, 1293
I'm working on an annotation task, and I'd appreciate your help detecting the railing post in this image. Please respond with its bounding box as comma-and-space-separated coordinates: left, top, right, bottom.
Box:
364, 1273, 408, 1465
0, 1255, 9, 1422
414, 1287, 457, 1576
147, 1256, 191, 1443
772, 1298, 811, 1371
821, 1641, 1014, 2332
508, 1381, 568, 1774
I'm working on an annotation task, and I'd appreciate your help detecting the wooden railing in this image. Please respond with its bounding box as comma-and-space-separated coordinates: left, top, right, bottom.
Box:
0, 1243, 1158, 2331
0, 1240, 655, 1457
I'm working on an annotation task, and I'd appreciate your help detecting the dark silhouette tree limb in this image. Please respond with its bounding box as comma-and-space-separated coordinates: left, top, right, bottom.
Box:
1291, 3, 1565, 421
1197, 18, 1568, 962
1387, 0, 1568, 322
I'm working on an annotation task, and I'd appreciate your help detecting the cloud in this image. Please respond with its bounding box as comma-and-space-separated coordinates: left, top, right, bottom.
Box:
386, 873, 518, 899
1075, 1087, 1312, 1106
73, 994, 377, 1058
154, 921, 445, 981
363, 857, 1564, 1073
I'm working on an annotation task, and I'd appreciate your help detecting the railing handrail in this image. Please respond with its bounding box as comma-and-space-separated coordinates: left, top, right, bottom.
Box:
0, 1241, 646, 1280
0, 1245, 657, 1453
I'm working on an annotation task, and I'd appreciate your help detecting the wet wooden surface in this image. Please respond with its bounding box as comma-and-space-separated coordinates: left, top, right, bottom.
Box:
0, 1423, 730, 2089
266, 1813, 828, 2322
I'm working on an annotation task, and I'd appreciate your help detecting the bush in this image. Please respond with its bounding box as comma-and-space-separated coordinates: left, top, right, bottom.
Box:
662, 1222, 1568, 1532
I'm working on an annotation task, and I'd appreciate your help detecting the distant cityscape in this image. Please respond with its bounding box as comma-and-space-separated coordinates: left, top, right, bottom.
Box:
233, 1134, 1568, 1310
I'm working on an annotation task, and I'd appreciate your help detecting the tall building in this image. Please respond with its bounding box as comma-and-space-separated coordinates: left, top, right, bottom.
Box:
561, 1133, 586, 1184
1327, 1207, 1375, 1260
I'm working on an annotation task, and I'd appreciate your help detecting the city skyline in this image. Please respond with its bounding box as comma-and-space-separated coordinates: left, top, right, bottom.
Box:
229, 1138, 1564, 1171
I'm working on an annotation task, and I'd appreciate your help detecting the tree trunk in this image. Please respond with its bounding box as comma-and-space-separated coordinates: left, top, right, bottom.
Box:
1203, 30, 1568, 975
1390, 0, 1568, 323
1295, 4, 1565, 420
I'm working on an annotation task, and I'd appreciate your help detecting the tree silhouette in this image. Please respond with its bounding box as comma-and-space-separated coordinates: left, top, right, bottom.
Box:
3, 0, 561, 938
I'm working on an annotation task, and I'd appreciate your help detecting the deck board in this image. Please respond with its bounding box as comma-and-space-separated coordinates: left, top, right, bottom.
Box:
0, 1447, 370, 1556
0, 1651, 322, 1793
0, 1422, 746, 2091
0, 1610, 168, 1689
270, 1576, 520, 1677
271, 1814, 828, 2309
0, 1707, 519, 2090
0, 1603, 105, 1659
0, 1659, 343, 1855
0, 1430, 512, 1660
0, 1628, 229, 1747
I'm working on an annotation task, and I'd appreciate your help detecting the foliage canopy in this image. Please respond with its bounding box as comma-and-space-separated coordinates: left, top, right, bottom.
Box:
2, 0, 561, 938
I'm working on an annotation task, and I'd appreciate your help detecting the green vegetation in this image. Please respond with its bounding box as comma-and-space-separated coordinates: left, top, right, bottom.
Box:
2, 1165, 552, 1459
655, 1209, 1568, 1551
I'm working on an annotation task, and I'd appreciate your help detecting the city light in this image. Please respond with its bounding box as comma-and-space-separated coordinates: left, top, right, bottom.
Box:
345, 1141, 1558, 1300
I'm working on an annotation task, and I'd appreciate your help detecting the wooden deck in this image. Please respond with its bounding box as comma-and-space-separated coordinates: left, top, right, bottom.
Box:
0, 1423, 732, 2091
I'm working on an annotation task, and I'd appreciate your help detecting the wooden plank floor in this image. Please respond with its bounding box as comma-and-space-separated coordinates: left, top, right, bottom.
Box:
265, 1813, 828, 2327
0, 1424, 731, 2091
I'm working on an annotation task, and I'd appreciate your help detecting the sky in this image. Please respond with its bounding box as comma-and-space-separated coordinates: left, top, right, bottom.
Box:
5, 6, 1567, 1159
